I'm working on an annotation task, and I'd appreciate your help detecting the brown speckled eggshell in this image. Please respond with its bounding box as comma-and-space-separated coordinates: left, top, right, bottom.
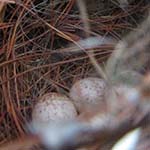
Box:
32, 93, 77, 123
69, 77, 106, 112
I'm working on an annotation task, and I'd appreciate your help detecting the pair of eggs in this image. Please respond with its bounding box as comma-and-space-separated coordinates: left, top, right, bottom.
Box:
32, 77, 106, 124
31, 77, 141, 150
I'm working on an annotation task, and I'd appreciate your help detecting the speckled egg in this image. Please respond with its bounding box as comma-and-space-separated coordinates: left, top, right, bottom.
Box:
32, 93, 77, 123
69, 77, 106, 112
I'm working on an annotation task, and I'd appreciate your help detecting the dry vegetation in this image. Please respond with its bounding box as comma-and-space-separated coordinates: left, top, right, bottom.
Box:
0, 0, 149, 150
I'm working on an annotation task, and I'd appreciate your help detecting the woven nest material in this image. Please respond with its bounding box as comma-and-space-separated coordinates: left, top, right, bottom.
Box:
0, 0, 149, 149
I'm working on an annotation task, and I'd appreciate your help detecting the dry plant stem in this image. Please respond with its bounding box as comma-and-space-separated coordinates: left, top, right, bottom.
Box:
15, 1, 85, 49
0, 2, 149, 150
13, 0, 111, 80
106, 11, 150, 78
0, 0, 15, 4
0, 53, 103, 85
22, 64, 69, 95
0, 135, 40, 150
0, 79, 150, 150
76, 0, 108, 81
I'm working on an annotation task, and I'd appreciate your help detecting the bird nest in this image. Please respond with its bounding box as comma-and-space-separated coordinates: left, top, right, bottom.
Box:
0, 0, 149, 149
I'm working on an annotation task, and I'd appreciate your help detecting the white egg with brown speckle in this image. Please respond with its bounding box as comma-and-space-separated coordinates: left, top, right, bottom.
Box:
69, 77, 106, 112
32, 93, 77, 123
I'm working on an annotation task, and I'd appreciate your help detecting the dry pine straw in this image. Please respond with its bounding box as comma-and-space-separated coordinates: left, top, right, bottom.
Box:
0, 0, 149, 148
